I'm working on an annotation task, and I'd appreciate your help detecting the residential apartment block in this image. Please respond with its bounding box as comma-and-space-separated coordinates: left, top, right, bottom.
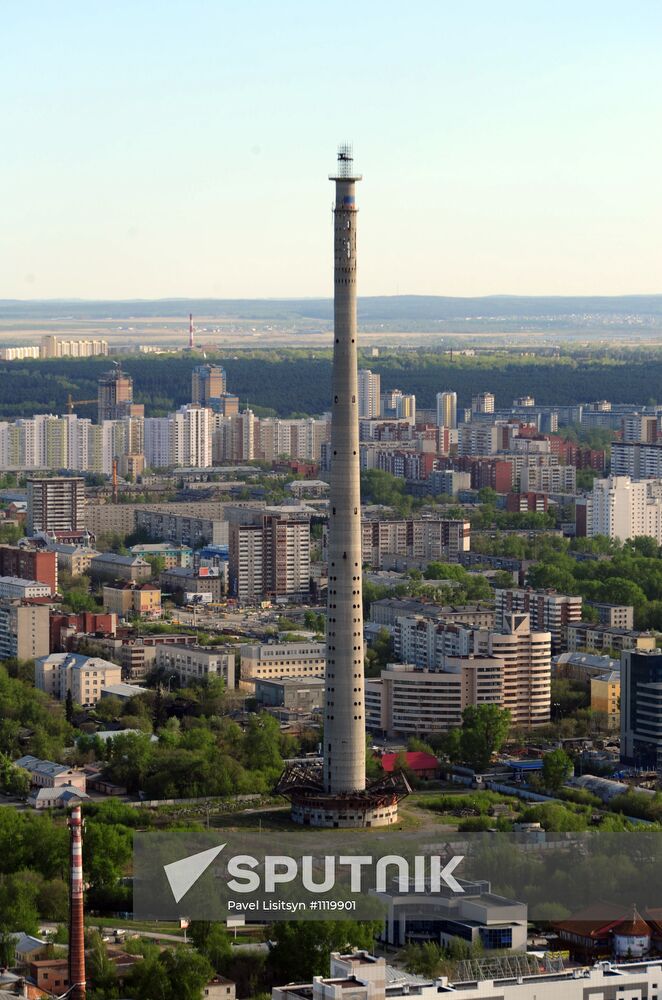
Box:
27, 477, 86, 536
494, 589, 582, 653
0, 600, 50, 660
366, 656, 504, 737
361, 517, 470, 569
35, 652, 122, 706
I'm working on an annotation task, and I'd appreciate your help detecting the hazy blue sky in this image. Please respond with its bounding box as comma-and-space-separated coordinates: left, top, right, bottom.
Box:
2, 1, 661, 299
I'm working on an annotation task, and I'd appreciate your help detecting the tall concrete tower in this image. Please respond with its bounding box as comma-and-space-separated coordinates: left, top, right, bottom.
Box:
276, 147, 409, 827
68, 804, 87, 999
324, 145, 365, 794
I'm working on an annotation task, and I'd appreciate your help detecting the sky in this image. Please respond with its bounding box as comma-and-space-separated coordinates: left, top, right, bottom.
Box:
2, 1, 661, 300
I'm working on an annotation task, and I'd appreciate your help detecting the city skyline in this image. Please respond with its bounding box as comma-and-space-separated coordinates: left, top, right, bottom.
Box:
2, 2, 662, 300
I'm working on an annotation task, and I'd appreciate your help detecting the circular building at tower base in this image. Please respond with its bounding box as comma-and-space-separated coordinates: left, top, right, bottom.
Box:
275, 764, 410, 829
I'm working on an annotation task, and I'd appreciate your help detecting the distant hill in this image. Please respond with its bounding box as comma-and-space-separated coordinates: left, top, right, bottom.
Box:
1, 294, 662, 323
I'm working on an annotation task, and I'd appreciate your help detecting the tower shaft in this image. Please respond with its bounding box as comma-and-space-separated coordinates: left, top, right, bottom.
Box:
68, 804, 86, 999
324, 152, 365, 794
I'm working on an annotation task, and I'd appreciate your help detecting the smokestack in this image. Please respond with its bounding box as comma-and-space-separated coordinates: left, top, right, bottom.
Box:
189, 313, 194, 350
68, 804, 86, 999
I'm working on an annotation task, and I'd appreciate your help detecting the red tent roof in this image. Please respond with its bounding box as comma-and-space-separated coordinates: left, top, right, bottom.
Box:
380, 751, 439, 773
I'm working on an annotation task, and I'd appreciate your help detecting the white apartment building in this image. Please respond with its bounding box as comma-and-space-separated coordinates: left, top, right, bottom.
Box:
0, 576, 51, 600
366, 656, 504, 736
358, 369, 381, 419
240, 641, 326, 682
394, 613, 551, 728
520, 462, 576, 494
171, 405, 212, 468
592, 475, 662, 542
41, 335, 108, 358
155, 643, 235, 687
144, 417, 173, 468
35, 652, 122, 707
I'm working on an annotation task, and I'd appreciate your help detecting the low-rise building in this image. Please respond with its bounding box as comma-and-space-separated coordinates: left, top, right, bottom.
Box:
35, 652, 122, 706
370, 598, 495, 629
590, 669, 621, 728
129, 542, 193, 568
14, 754, 87, 792
155, 643, 235, 687
77, 631, 196, 683
160, 565, 228, 604
564, 621, 657, 654
89, 552, 151, 583
273, 952, 662, 1000
254, 676, 324, 711
102, 582, 162, 619
48, 543, 100, 576
240, 641, 326, 684
100, 682, 148, 701
0, 575, 51, 600
588, 602, 634, 629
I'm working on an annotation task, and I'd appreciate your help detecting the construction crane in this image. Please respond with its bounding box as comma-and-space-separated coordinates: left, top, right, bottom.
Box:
112, 458, 118, 503
66, 394, 97, 415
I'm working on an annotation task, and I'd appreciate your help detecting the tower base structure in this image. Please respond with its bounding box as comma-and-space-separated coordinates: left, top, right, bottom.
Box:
275, 763, 410, 829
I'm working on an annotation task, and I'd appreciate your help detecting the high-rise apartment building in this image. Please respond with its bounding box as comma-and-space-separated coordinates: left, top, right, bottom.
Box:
191, 364, 227, 405
358, 369, 381, 419
621, 649, 662, 765
436, 391, 457, 429
27, 477, 86, 536
97, 367, 143, 423
622, 413, 659, 444
592, 475, 662, 543
366, 656, 504, 737
488, 613, 551, 728
394, 612, 551, 728
0, 600, 50, 660
171, 405, 212, 468
228, 506, 310, 603
495, 588, 582, 653
472, 391, 495, 415
361, 517, 470, 569
611, 442, 662, 480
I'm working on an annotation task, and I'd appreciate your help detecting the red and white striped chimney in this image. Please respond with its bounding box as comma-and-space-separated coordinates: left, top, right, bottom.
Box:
68, 804, 86, 999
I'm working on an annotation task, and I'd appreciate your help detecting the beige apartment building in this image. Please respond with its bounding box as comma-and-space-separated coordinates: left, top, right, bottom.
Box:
0, 599, 50, 660
366, 655, 504, 737
156, 643, 235, 687
35, 652, 122, 706
102, 583, 162, 619
240, 641, 326, 686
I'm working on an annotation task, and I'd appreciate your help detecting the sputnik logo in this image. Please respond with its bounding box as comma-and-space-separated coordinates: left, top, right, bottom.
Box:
164, 844, 226, 903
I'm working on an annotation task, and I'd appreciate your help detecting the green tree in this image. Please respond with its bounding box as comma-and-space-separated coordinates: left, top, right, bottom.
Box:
268, 921, 382, 983
460, 705, 511, 772
542, 749, 574, 792
86, 929, 119, 1000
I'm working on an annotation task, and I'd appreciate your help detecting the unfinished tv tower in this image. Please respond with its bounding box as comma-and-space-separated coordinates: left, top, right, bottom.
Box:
276, 146, 409, 827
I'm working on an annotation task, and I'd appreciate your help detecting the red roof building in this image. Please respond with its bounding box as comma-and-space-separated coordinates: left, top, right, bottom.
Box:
379, 751, 439, 779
